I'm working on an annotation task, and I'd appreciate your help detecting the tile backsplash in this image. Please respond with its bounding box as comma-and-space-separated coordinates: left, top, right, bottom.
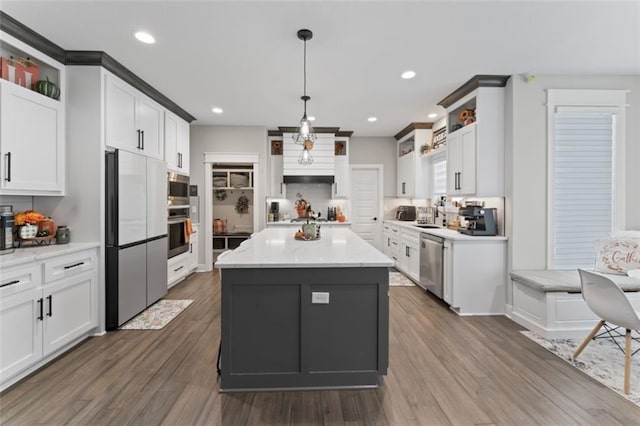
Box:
267, 183, 348, 220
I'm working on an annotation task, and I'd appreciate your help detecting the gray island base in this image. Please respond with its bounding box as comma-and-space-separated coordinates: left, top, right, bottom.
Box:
215, 228, 393, 392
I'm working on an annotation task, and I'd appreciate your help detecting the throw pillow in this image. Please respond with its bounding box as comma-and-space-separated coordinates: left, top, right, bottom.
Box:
594, 239, 640, 275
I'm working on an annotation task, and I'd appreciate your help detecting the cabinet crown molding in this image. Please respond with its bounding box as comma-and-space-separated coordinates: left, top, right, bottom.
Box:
437, 75, 510, 109
394, 122, 433, 141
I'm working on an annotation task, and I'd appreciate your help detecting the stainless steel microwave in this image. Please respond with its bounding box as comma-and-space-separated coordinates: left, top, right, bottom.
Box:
168, 172, 189, 207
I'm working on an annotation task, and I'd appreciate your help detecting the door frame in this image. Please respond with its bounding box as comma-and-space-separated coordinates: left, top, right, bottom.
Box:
203, 152, 261, 271
349, 164, 384, 251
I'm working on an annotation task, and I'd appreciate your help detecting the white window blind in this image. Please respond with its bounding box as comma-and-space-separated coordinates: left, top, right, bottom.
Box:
552, 111, 614, 269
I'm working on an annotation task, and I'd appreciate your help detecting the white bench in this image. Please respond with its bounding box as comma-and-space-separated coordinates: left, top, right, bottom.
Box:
510, 270, 640, 339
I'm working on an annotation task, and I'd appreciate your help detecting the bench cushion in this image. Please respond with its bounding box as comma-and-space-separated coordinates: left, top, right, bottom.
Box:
510, 269, 640, 292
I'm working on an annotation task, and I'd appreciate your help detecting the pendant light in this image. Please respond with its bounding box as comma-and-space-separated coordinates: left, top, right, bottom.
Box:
293, 29, 316, 166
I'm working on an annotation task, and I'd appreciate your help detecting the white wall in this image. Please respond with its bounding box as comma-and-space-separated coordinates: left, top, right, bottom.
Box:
506, 75, 640, 274
349, 136, 396, 197
189, 125, 268, 266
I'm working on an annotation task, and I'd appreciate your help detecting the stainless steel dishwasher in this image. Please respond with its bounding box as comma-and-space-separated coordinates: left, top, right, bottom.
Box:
420, 233, 444, 299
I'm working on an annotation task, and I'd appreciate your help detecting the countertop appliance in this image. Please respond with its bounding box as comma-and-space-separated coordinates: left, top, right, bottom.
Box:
105, 150, 168, 330
396, 205, 416, 221
458, 207, 497, 236
420, 233, 444, 299
0, 205, 15, 255
270, 201, 280, 222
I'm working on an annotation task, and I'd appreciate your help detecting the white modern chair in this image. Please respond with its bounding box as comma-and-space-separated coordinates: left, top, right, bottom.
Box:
573, 269, 640, 394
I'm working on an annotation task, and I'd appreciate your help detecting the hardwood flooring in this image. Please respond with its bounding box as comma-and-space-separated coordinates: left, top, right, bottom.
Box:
1, 270, 639, 425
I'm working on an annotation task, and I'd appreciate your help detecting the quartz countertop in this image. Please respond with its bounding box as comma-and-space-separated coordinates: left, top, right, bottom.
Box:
215, 227, 393, 269
384, 219, 508, 241
0, 242, 101, 269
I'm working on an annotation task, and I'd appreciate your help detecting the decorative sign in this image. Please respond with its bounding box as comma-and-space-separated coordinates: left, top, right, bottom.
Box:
431, 127, 447, 150
271, 140, 282, 155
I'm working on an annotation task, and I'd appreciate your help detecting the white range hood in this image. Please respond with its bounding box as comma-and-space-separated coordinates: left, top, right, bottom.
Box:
283, 133, 335, 182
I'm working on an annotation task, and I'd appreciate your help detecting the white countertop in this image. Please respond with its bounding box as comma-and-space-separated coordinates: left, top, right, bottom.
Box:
265, 220, 352, 227
384, 220, 508, 241
215, 227, 393, 269
0, 242, 101, 269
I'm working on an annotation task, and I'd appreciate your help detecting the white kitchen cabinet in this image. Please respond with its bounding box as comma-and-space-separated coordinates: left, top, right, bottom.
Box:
0, 247, 98, 391
398, 228, 420, 282
268, 137, 286, 197
0, 34, 65, 196
444, 86, 505, 197
105, 73, 164, 160
447, 123, 476, 195
383, 222, 400, 264
165, 111, 190, 174
444, 239, 506, 314
333, 137, 349, 198
395, 126, 431, 198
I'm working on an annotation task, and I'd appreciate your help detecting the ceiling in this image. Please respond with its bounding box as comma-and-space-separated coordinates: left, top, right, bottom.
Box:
3, 1, 639, 137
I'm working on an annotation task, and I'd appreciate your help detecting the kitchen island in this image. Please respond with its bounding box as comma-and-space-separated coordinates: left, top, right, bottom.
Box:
215, 227, 393, 392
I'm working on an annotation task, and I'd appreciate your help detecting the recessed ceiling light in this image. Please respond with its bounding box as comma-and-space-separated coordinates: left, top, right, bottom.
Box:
428, 113, 437, 119
212, 107, 223, 114
401, 70, 416, 79
308, 116, 316, 121
134, 31, 155, 44
368, 117, 377, 122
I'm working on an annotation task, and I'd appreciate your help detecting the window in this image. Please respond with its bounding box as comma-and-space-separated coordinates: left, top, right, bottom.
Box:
547, 90, 627, 269
427, 150, 447, 197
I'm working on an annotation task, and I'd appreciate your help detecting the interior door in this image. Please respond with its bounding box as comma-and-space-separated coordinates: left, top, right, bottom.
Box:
349, 165, 383, 250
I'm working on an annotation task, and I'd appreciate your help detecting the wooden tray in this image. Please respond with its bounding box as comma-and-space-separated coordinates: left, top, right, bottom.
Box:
15, 235, 56, 247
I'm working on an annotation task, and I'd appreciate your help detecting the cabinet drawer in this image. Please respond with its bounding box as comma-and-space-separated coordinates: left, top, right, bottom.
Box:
43, 249, 97, 284
0, 264, 41, 297
168, 252, 190, 284
400, 230, 420, 247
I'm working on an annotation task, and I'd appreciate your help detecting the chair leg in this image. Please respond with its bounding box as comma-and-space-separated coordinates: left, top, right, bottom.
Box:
624, 329, 631, 394
573, 320, 605, 359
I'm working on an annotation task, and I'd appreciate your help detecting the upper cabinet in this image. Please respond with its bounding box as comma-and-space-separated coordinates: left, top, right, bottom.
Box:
165, 111, 190, 175
268, 137, 286, 197
438, 75, 509, 197
0, 32, 65, 196
333, 137, 349, 198
394, 124, 432, 198
105, 73, 164, 161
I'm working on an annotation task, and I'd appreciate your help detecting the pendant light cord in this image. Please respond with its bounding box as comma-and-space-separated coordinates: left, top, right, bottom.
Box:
303, 39, 307, 115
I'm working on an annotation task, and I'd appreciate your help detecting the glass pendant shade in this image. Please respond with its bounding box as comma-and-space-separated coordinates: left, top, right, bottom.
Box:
298, 147, 313, 165
293, 112, 316, 145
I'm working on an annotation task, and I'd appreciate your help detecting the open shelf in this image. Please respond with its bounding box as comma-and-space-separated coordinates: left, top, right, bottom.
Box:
447, 97, 477, 134
212, 167, 253, 190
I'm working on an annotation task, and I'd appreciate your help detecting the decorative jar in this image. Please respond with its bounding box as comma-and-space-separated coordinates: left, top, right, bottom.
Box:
56, 225, 70, 244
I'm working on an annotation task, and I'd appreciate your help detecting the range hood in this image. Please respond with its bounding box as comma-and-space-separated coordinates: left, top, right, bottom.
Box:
282, 133, 335, 183
283, 175, 334, 184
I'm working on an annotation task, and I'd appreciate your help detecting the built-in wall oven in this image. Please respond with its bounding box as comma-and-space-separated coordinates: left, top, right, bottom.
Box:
419, 233, 445, 299
168, 172, 190, 259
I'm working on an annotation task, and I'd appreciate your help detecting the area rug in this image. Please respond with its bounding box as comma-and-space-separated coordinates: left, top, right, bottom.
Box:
522, 331, 640, 406
389, 271, 415, 287
119, 299, 194, 330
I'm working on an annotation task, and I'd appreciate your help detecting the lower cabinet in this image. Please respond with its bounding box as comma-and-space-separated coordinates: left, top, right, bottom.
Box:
0, 246, 98, 390
399, 229, 420, 282
188, 228, 199, 272
168, 232, 199, 289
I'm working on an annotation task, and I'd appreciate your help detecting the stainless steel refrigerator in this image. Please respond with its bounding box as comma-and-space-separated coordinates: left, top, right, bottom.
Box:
105, 150, 168, 330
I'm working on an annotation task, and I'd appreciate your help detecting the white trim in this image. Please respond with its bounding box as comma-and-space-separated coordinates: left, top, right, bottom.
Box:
546, 90, 627, 269
203, 152, 261, 271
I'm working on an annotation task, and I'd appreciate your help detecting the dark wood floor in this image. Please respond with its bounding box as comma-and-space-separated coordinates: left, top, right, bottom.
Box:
2, 270, 639, 425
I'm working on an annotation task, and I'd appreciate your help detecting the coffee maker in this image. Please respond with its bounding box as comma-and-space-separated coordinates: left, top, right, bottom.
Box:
0, 205, 15, 255
270, 202, 280, 222
458, 207, 497, 236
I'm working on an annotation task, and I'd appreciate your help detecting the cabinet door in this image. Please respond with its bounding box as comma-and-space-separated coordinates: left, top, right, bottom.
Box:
164, 112, 179, 171
333, 156, 350, 198
0, 288, 43, 381
397, 153, 415, 197
42, 271, 97, 356
446, 131, 461, 195
443, 240, 453, 304
189, 230, 199, 271
118, 243, 147, 325
459, 125, 477, 195
105, 75, 138, 153
137, 95, 164, 160
146, 236, 168, 305
0, 81, 63, 194
269, 153, 286, 197
176, 119, 190, 175
407, 242, 420, 282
